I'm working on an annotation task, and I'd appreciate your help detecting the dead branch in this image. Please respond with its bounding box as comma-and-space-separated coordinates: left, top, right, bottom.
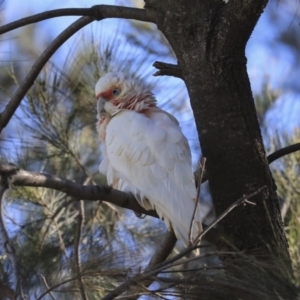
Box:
152, 61, 183, 79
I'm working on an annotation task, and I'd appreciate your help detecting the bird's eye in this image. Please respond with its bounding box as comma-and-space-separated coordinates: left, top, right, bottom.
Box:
112, 88, 121, 96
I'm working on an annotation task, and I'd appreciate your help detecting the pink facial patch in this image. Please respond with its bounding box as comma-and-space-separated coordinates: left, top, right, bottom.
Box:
96, 89, 113, 100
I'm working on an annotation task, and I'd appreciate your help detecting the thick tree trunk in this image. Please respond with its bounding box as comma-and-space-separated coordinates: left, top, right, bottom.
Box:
145, 0, 289, 260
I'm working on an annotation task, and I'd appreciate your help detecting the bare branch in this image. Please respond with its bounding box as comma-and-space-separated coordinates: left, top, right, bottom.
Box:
0, 16, 93, 132
0, 163, 227, 249
123, 230, 177, 300
146, 230, 177, 270
0, 5, 159, 35
267, 142, 300, 164
198, 143, 300, 185
152, 61, 183, 79
39, 275, 55, 300
0, 162, 156, 217
36, 277, 79, 300
193, 186, 265, 245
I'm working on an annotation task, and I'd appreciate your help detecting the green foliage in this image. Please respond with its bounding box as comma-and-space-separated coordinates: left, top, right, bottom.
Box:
255, 79, 300, 282
271, 131, 300, 279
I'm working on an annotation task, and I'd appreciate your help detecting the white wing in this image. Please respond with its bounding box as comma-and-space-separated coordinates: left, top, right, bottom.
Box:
102, 109, 202, 246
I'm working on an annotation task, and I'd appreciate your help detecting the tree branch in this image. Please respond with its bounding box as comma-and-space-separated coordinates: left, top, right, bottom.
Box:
267, 143, 300, 164
123, 230, 177, 300
197, 143, 300, 185
146, 230, 177, 271
74, 201, 87, 300
39, 275, 55, 300
193, 187, 263, 246
0, 163, 228, 249
0, 16, 93, 133
0, 163, 155, 217
36, 276, 79, 300
152, 61, 183, 79
0, 5, 159, 35
1, 139, 299, 250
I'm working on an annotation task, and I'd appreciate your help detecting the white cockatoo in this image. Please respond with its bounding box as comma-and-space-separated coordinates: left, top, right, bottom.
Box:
95, 72, 202, 247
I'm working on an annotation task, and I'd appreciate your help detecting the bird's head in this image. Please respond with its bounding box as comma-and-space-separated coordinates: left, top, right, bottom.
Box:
95, 72, 157, 118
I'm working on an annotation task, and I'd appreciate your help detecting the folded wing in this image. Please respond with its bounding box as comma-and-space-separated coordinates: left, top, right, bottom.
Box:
101, 109, 202, 246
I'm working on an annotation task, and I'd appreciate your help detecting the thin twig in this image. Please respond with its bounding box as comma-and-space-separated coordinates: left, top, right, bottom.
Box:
128, 233, 180, 296
146, 230, 177, 271
139, 187, 265, 273
189, 158, 206, 244
39, 275, 55, 300
0, 5, 159, 35
74, 200, 88, 300
193, 186, 265, 246
0, 183, 22, 299
121, 230, 177, 300
36, 276, 79, 300
153, 276, 269, 299
38, 198, 75, 255
0, 16, 93, 132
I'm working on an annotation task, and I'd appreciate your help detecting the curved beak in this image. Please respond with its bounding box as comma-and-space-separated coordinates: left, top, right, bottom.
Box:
97, 97, 105, 114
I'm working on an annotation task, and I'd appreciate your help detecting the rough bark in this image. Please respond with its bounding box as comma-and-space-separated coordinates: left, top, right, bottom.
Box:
145, 0, 289, 260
